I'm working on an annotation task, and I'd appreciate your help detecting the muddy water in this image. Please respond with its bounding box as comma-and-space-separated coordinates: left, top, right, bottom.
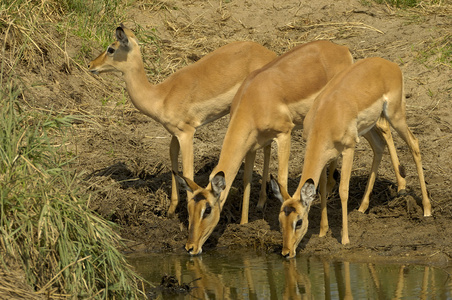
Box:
128, 250, 451, 299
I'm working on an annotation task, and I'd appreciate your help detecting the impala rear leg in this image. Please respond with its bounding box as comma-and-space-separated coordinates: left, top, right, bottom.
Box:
358, 129, 386, 213
358, 118, 408, 213
389, 118, 432, 216
375, 117, 407, 193
385, 93, 431, 216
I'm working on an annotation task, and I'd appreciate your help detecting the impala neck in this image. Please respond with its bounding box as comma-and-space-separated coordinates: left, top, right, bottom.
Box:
211, 154, 245, 210
296, 140, 337, 196
210, 123, 256, 210
121, 54, 162, 119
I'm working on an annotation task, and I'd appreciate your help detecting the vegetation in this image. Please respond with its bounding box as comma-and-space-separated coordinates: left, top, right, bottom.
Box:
0, 0, 145, 298
370, 0, 442, 7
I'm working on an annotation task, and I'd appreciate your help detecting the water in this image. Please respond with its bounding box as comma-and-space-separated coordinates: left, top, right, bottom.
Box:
128, 250, 452, 299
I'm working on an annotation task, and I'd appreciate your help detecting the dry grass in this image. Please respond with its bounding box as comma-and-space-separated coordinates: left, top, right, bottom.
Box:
0, 255, 42, 300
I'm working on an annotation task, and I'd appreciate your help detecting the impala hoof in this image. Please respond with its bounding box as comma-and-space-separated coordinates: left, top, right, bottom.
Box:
397, 188, 407, 196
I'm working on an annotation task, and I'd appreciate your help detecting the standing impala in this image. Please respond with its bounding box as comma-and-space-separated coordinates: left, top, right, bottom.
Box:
175, 41, 405, 255
88, 24, 277, 217
271, 57, 432, 258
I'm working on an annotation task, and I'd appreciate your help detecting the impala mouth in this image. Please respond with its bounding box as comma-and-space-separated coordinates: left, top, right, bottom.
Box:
186, 246, 202, 256
282, 250, 296, 259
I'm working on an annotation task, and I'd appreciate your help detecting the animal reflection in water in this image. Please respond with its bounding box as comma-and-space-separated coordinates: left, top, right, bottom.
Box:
150, 255, 441, 299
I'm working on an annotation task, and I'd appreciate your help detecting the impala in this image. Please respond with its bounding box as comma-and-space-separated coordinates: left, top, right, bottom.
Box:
174, 41, 406, 255
88, 24, 277, 217
271, 57, 432, 258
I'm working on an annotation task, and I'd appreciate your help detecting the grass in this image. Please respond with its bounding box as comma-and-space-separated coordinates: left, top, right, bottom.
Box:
0, 67, 145, 300
0, 0, 147, 298
417, 34, 452, 68
360, 0, 451, 69
370, 0, 443, 7
361, 0, 446, 8
373, 0, 419, 6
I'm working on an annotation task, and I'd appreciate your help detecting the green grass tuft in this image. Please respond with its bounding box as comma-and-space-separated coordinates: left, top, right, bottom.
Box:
0, 78, 145, 298
0, 1, 148, 298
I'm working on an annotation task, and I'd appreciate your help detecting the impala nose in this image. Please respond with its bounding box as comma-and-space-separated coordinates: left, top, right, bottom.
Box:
87, 64, 98, 74
282, 247, 295, 259
185, 243, 202, 256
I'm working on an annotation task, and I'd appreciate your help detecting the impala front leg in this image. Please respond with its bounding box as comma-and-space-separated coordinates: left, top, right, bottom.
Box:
339, 146, 355, 245
168, 131, 195, 217
257, 144, 271, 211
179, 130, 195, 204
326, 159, 338, 195
242, 150, 257, 224
169, 135, 181, 217
319, 166, 329, 237
276, 132, 292, 195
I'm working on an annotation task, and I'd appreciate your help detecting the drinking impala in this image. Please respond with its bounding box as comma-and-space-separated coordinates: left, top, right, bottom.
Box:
271, 57, 432, 258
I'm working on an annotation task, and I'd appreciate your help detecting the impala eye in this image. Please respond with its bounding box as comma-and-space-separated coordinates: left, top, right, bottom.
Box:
107, 47, 115, 54
295, 219, 303, 229
203, 203, 212, 218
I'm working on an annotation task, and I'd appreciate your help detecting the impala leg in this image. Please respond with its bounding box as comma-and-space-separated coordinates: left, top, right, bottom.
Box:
359, 129, 385, 213
339, 146, 355, 245
168, 135, 181, 217
179, 131, 195, 199
326, 158, 338, 195
375, 118, 407, 192
257, 144, 271, 211
242, 150, 257, 224
385, 90, 432, 216
390, 120, 432, 216
276, 132, 292, 193
319, 166, 329, 237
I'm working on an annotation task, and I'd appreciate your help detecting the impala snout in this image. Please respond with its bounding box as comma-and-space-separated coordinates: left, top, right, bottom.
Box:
185, 242, 202, 256
281, 233, 298, 259
185, 219, 204, 256
88, 64, 99, 75
282, 248, 296, 259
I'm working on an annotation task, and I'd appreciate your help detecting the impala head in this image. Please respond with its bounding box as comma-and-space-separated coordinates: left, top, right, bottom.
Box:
174, 171, 226, 255
270, 176, 316, 258
88, 24, 141, 74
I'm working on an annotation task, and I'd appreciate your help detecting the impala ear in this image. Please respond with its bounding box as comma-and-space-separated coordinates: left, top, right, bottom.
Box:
173, 171, 198, 193
269, 174, 290, 204
210, 171, 226, 198
300, 178, 316, 208
115, 26, 129, 48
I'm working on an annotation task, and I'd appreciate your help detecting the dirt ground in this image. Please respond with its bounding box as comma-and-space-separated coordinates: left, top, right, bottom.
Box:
17, 0, 452, 268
